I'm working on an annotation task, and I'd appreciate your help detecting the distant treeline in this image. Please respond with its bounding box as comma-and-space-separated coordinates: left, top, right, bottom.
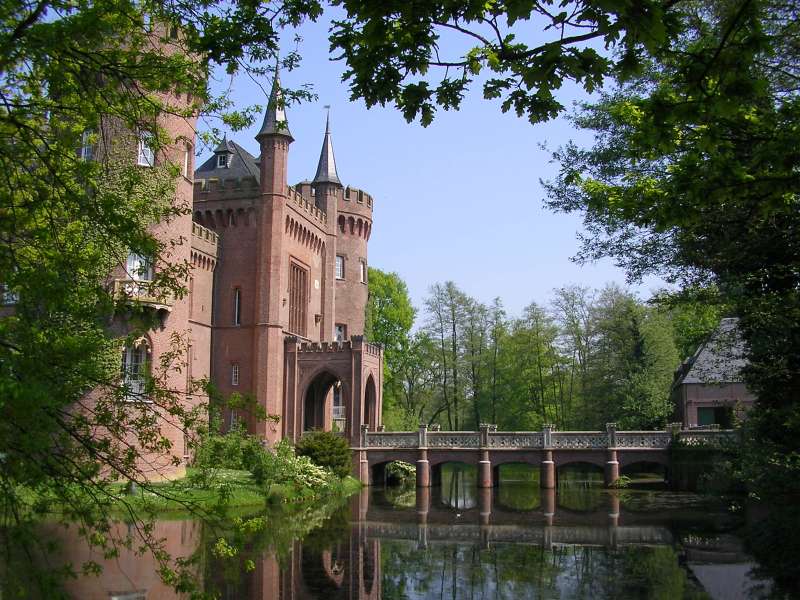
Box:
366, 270, 723, 432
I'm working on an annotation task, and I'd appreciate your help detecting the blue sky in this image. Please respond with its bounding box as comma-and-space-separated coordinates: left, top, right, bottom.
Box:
200, 13, 667, 318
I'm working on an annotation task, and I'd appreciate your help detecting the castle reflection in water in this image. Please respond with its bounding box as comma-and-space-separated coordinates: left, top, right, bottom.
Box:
49, 472, 761, 600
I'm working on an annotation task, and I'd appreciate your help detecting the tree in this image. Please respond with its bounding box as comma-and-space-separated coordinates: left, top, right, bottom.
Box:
586, 286, 679, 429
365, 266, 416, 376
0, 0, 323, 594
329, 0, 683, 125
544, 0, 800, 493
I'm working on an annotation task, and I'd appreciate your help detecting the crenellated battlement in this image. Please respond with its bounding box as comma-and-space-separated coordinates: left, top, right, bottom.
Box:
194, 176, 259, 199
343, 186, 374, 210
288, 185, 327, 225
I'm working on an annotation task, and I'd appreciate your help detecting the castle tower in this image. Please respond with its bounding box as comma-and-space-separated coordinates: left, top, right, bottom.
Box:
252, 69, 293, 442
333, 152, 373, 339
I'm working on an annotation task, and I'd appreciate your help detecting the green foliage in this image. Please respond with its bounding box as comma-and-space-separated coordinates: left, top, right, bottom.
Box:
294, 431, 352, 478
544, 0, 800, 495
194, 425, 264, 473
385, 461, 416, 484
329, 0, 682, 125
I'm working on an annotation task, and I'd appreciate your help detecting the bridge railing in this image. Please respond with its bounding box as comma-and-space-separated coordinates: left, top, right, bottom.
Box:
361, 424, 736, 450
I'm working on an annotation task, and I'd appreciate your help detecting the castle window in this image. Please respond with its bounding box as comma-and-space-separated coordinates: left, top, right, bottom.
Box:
335, 255, 345, 280
359, 260, 367, 284
121, 341, 149, 401
334, 324, 347, 342
231, 363, 240, 386
183, 143, 192, 178
288, 261, 308, 337
126, 252, 153, 282
137, 133, 154, 167
233, 288, 241, 326
80, 130, 95, 161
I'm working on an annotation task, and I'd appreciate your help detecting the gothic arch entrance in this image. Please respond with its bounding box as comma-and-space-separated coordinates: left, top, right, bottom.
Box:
285, 337, 384, 446
303, 370, 345, 433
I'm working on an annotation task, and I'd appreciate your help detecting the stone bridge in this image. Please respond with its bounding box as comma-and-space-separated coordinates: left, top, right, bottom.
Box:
353, 423, 735, 488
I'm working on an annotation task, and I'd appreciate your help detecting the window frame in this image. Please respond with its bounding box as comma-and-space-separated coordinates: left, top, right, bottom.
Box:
126, 252, 153, 282
80, 130, 95, 161
231, 363, 240, 386
334, 323, 347, 343
359, 259, 367, 284
121, 341, 150, 402
137, 132, 154, 167
233, 287, 241, 326
335, 255, 345, 280
217, 153, 229, 168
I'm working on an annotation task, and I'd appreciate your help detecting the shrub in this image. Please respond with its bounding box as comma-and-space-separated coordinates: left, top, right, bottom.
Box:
194, 426, 264, 472
295, 431, 352, 478
250, 440, 331, 489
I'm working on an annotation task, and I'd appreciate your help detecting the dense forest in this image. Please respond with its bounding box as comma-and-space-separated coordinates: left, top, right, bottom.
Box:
366, 269, 724, 432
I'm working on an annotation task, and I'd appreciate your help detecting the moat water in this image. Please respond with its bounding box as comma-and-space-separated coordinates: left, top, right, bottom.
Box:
54, 465, 795, 599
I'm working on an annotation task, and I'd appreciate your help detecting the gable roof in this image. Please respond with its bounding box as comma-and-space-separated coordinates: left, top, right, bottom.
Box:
194, 141, 260, 184
678, 318, 748, 385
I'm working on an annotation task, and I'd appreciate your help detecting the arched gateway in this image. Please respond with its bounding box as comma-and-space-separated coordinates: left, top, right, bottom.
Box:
284, 336, 383, 446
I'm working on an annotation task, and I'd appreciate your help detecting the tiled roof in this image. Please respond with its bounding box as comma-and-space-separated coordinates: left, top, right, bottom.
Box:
194, 141, 260, 184
679, 318, 748, 385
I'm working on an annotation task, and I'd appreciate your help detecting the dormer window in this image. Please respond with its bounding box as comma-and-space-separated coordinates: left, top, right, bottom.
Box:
217, 153, 229, 168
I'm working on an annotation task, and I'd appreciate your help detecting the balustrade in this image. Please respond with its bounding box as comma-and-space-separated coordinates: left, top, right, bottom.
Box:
362, 425, 735, 450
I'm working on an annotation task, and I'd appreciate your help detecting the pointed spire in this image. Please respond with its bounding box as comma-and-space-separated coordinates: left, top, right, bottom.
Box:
313, 108, 341, 185
256, 61, 293, 141
213, 133, 234, 154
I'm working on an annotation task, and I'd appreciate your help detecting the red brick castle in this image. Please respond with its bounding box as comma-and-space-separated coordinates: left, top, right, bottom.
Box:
191, 72, 383, 449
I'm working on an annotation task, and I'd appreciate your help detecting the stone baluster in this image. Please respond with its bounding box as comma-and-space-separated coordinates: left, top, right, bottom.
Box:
605, 423, 619, 488
416, 424, 430, 488
478, 423, 493, 488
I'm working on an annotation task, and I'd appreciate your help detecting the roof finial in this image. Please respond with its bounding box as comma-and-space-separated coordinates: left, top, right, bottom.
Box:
313, 106, 341, 185
255, 56, 293, 142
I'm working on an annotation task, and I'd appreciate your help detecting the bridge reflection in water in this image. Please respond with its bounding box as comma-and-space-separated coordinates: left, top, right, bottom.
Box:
46, 473, 756, 600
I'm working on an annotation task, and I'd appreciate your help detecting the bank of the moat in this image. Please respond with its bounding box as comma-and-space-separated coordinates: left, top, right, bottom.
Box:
47, 464, 795, 599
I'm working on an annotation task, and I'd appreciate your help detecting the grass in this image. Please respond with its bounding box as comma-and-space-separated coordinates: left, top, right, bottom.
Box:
106, 468, 364, 516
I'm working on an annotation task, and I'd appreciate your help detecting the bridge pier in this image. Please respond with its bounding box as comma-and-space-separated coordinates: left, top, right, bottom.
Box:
478, 449, 492, 488
541, 449, 556, 489
416, 448, 430, 487
605, 449, 620, 488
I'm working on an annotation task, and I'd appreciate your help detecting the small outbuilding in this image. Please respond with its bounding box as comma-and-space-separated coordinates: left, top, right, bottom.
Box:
672, 318, 755, 427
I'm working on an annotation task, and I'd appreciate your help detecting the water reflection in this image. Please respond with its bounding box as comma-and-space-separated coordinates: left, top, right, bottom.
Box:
52, 465, 777, 599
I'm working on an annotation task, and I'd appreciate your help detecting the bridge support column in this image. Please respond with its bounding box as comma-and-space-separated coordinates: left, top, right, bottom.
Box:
605, 449, 619, 487
540, 450, 555, 489
359, 450, 369, 485
478, 449, 492, 488
416, 449, 430, 488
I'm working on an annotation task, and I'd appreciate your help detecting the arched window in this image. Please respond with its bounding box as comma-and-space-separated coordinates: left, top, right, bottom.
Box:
121, 340, 149, 401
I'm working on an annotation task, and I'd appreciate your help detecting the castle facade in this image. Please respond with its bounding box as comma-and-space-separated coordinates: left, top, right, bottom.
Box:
190, 74, 383, 449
